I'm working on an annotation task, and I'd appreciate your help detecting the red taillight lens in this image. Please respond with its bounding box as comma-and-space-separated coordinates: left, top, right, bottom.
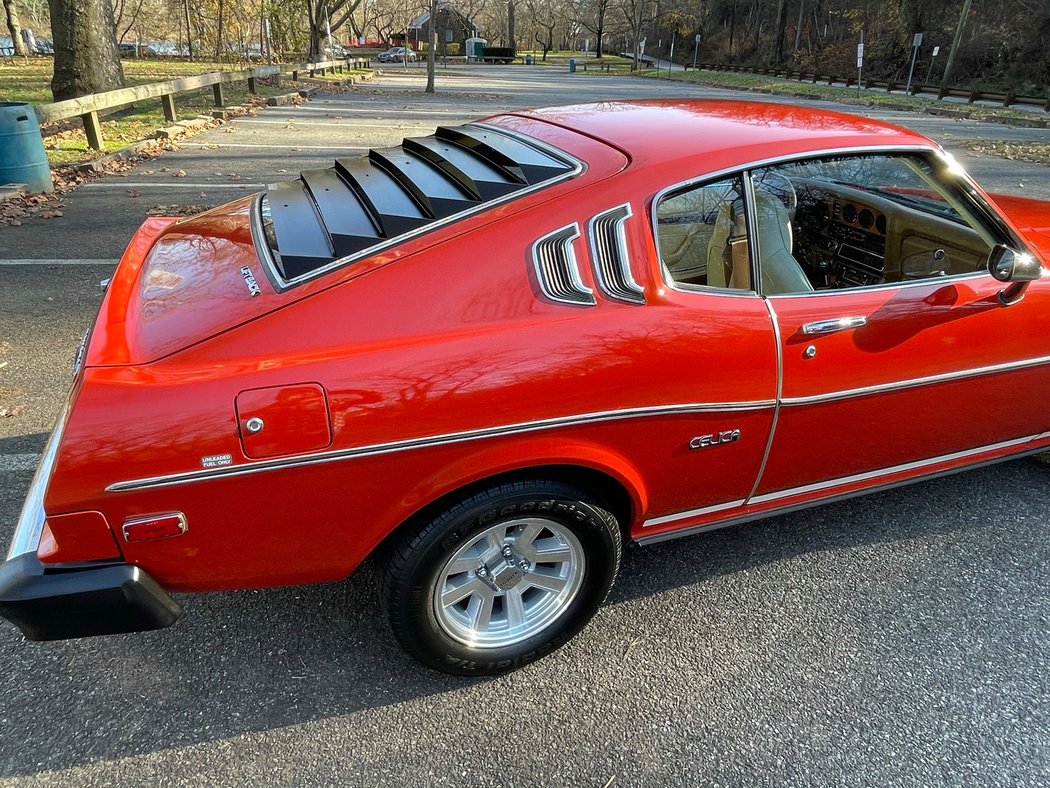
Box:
122, 513, 187, 543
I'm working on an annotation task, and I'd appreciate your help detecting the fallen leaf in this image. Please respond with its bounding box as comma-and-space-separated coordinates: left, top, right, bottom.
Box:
174, 170, 187, 177
127, 190, 140, 197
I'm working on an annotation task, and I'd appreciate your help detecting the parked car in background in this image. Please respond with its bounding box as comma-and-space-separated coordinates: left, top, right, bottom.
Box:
3, 100, 1050, 677
118, 42, 158, 58
377, 46, 417, 62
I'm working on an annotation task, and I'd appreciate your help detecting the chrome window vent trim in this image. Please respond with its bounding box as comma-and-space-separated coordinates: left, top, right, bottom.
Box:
531, 222, 596, 306
588, 203, 645, 304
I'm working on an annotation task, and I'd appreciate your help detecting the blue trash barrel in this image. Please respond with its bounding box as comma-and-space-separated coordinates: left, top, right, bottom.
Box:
0, 102, 53, 194
568, 58, 576, 73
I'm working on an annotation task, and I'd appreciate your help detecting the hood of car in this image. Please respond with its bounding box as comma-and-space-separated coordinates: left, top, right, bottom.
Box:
986, 191, 1050, 262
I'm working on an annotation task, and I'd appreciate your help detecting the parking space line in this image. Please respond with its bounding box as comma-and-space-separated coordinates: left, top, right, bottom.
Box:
179, 141, 368, 151
80, 181, 265, 189
0, 259, 118, 266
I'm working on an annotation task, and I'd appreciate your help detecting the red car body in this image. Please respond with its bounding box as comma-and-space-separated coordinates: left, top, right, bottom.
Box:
3, 100, 1050, 672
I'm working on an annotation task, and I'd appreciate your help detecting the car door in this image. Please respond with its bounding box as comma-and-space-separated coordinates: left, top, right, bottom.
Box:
640, 172, 780, 533
746, 151, 1050, 503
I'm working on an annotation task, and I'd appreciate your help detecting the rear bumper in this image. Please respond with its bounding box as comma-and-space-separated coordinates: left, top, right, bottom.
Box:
3, 408, 181, 641
0, 552, 181, 641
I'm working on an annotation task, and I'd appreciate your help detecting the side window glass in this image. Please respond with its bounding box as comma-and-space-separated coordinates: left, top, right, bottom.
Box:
751, 154, 998, 294
656, 175, 751, 291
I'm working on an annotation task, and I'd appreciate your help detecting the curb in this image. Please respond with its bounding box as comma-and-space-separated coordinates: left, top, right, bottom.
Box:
0, 183, 28, 203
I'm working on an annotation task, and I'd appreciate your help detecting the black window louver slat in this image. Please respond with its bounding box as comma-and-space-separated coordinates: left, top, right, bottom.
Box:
257, 123, 578, 286
402, 136, 522, 201
300, 169, 383, 258
531, 224, 595, 306
588, 204, 645, 304
369, 147, 480, 220
263, 181, 335, 279
436, 126, 570, 185
334, 156, 430, 238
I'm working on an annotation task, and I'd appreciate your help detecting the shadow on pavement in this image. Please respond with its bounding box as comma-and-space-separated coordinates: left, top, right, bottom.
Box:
2, 456, 1045, 777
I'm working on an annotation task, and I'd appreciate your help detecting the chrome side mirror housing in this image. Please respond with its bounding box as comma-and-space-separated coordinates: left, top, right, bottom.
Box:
987, 245, 1042, 305
988, 245, 1040, 282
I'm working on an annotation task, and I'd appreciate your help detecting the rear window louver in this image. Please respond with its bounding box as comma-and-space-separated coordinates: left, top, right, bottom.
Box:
531, 223, 595, 306
257, 123, 579, 284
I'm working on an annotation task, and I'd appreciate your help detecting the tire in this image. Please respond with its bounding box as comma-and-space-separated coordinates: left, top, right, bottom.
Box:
378, 480, 622, 676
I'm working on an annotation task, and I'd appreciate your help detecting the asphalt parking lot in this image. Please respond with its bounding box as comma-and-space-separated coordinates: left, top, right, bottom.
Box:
1, 65, 1048, 786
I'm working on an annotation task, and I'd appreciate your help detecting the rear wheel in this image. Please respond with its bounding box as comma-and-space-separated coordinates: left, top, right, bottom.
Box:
379, 480, 622, 676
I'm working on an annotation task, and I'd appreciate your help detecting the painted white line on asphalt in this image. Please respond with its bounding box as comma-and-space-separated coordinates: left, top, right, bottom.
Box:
0, 454, 41, 472
232, 119, 437, 129
81, 181, 265, 189
0, 258, 118, 266
179, 141, 369, 150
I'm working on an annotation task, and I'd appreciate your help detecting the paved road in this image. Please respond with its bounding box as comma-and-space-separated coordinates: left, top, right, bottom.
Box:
1, 66, 1048, 786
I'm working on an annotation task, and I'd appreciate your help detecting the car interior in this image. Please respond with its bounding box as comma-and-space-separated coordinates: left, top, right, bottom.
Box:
657, 153, 998, 295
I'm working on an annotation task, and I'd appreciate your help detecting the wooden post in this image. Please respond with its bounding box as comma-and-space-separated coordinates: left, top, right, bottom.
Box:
213, 82, 224, 107
161, 93, 176, 122
247, 76, 257, 94
82, 110, 103, 150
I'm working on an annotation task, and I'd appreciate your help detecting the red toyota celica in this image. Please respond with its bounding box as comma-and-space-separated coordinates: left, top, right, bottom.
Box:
3, 99, 1049, 675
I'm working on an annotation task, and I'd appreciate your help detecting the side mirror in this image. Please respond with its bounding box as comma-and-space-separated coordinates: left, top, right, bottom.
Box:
987, 245, 1042, 305
988, 245, 1041, 282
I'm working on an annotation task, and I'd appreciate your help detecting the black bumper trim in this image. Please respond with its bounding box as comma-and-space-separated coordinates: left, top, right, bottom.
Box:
0, 552, 182, 641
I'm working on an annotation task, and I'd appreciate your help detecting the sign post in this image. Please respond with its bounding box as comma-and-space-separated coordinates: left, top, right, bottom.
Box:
693, 33, 700, 70
924, 45, 940, 85
667, 32, 675, 77
856, 30, 864, 98
905, 31, 923, 93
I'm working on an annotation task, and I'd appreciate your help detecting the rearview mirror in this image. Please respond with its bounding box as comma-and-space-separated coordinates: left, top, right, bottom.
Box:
987, 245, 1041, 282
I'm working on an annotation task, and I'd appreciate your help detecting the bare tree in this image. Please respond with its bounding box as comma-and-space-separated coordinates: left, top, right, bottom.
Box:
3, 0, 26, 55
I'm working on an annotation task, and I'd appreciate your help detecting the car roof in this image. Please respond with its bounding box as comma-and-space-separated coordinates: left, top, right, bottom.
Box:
500, 99, 936, 171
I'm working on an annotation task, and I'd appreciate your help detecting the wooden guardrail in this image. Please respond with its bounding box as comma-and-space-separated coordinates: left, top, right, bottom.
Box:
690, 62, 1050, 112
35, 56, 372, 150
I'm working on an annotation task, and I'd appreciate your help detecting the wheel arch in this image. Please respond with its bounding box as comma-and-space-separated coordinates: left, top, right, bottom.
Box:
368, 448, 647, 568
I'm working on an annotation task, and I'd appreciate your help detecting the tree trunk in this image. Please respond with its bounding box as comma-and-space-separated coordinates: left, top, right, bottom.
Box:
214, 0, 225, 59
771, 0, 788, 63
48, 0, 125, 100
507, 0, 515, 50
425, 0, 436, 93
3, 0, 26, 56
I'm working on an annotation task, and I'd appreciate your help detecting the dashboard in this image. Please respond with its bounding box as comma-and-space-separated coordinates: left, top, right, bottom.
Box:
788, 177, 988, 289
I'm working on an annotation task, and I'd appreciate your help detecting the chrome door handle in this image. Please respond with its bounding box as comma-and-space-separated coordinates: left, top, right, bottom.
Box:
801, 316, 868, 336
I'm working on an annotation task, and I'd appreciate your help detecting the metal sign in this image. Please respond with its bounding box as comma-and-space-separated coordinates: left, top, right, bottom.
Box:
695, 34, 701, 43
932, 45, 940, 56
856, 42, 864, 68
913, 32, 924, 47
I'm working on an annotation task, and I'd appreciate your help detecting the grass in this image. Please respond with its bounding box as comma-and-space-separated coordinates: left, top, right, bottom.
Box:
0, 58, 290, 164
634, 68, 1048, 122
950, 140, 1050, 166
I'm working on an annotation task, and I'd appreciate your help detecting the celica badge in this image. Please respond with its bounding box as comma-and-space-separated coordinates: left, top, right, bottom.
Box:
240, 266, 262, 297
689, 429, 741, 450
